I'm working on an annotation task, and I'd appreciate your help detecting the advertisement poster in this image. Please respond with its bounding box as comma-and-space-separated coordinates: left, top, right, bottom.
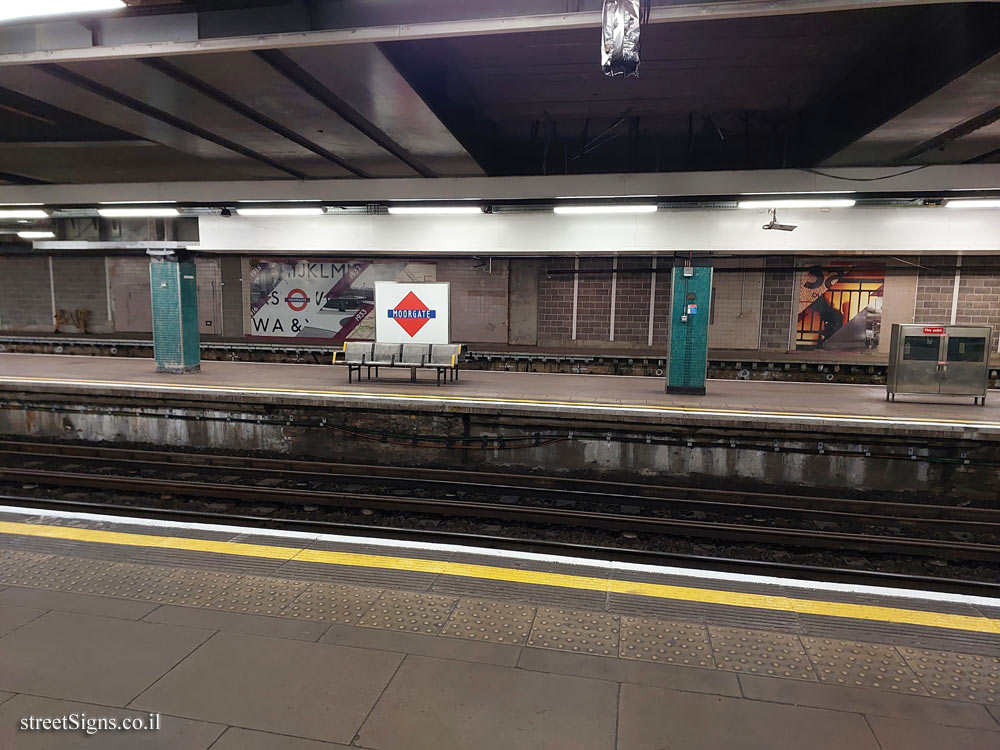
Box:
248, 259, 436, 340
795, 264, 884, 351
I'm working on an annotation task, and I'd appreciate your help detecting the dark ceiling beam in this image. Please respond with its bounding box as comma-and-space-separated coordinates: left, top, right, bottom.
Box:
0, 170, 49, 185
139, 57, 370, 178
378, 41, 496, 176
254, 50, 435, 178
33, 63, 309, 179
787, 4, 1000, 167
890, 103, 1000, 166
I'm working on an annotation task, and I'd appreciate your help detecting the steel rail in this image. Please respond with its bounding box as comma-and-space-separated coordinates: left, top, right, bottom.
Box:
2, 467, 998, 561
3, 442, 997, 526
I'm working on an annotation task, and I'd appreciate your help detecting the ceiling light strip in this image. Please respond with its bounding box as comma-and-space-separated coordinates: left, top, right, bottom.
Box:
737, 199, 856, 209
387, 206, 484, 215
235, 208, 325, 217
945, 199, 1000, 209
97, 208, 180, 218
0, 1, 125, 24
553, 205, 658, 215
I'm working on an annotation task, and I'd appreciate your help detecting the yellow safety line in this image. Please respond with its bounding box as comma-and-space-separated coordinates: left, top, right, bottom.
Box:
1, 375, 994, 427
1, 520, 997, 635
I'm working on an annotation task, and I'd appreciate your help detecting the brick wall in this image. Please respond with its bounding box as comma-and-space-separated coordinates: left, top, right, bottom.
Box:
437, 258, 509, 344
0, 256, 51, 331
51, 256, 112, 333
913, 256, 956, 328
613, 257, 653, 343
575, 258, 613, 340
539, 256, 669, 348
759, 257, 795, 351
953, 258, 1000, 352
538, 258, 575, 343
651, 261, 672, 347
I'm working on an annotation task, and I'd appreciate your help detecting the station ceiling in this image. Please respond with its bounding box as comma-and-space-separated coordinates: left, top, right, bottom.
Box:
0, 0, 999, 185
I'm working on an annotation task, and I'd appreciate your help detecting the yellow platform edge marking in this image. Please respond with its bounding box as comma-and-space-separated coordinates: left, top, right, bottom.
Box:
1, 520, 997, 635
1, 375, 994, 427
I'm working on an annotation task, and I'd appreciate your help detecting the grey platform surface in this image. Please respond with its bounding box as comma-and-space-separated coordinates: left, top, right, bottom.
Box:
0, 513, 998, 748
1, 352, 998, 439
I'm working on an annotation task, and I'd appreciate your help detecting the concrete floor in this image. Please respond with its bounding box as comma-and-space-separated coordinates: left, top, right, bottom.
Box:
0, 510, 998, 749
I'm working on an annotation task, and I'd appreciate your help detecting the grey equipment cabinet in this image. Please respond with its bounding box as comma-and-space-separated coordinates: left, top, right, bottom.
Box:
887, 324, 993, 405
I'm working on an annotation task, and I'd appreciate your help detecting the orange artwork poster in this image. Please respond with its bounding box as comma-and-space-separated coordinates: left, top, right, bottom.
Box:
795, 264, 884, 351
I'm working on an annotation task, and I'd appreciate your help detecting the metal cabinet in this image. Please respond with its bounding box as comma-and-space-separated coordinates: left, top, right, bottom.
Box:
887, 324, 992, 405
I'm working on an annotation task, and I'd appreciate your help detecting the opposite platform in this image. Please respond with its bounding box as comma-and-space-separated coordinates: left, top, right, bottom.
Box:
1, 353, 998, 440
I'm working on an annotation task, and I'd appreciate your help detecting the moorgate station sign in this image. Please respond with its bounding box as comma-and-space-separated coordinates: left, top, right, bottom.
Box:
375, 282, 451, 344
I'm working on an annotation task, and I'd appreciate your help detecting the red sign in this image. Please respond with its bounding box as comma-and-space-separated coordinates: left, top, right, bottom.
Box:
284, 288, 309, 312
923, 326, 945, 335
388, 292, 435, 338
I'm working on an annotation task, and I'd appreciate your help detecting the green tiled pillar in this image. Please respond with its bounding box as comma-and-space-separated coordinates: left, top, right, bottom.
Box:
149, 254, 200, 374
666, 262, 713, 395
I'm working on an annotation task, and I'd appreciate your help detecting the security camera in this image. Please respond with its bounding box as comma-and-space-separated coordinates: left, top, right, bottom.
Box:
762, 208, 797, 232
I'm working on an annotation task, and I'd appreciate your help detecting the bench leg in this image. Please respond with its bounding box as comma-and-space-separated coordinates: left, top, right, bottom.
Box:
348, 366, 353, 384
410, 366, 417, 383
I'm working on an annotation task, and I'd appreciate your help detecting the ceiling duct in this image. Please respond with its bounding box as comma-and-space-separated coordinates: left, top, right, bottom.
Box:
602, 0, 649, 77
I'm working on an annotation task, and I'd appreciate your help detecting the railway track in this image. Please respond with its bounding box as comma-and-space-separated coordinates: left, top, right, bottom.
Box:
1, 440, 998, 570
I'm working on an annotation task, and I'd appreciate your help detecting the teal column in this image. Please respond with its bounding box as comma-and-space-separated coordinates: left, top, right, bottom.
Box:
149, 253, 200, 373
666, 262, 713, 395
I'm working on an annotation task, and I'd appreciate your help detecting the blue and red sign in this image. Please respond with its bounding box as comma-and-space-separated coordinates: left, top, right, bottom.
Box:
284, 288, 309, 312
388, 291, 436, 337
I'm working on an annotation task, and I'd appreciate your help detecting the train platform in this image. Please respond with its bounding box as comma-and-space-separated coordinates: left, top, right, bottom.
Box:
1, 352, 998, 441
0, 505, 997, 749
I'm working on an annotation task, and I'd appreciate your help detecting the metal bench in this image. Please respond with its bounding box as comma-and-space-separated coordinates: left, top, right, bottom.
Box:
367, 343, 401, 380
342, 341, 373, 383
338, 341, 463, 385
430, 344, 462, 384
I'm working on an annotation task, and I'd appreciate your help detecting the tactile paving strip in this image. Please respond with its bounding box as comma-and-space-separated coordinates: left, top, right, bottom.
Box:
72, 561, 174, 598
358, 590, 458, 634
440, 598, 536, 644
898, 648, 1000, 703
206, 575, 309, 616
528, 607, 620, 656
2, 555, 114, 591
132, 567, 241, 606
278, 582, 383, 624
709, 625, 816, 681
0, 550, 52, 584
802, 637, 927, 693
619, 616, 715, 667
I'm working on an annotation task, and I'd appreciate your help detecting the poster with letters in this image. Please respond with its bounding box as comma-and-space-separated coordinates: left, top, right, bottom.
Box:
248, 259, 435, 340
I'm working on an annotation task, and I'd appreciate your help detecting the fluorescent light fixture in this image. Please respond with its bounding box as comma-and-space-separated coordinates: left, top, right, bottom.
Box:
97, 208, 180, 218
235, 207, 325, 217
945, 199, 1000, 209
387, 206, 484, 215
737, 199, 856, 209
17, 230, 55, 239
0, 209, 48, 219
553, 205, 658, 215
99, 200, 176, 205
0, 1, 125, 24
